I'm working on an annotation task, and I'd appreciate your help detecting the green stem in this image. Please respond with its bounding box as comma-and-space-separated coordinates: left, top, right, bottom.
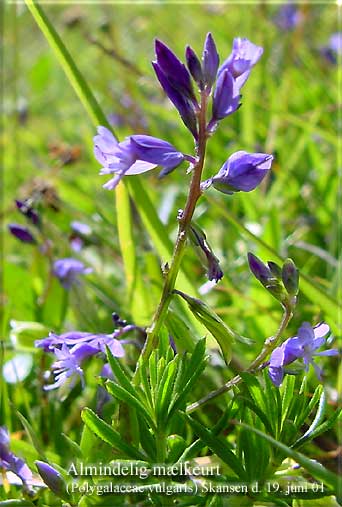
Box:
186, 305, 293, 413
134, 93, 209, 374
156, 431, 167, 463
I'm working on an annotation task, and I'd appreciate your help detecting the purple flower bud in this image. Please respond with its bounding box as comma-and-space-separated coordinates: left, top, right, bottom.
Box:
35, 461, 68, 499
202, 32, 219, 91
218, 38, 263, 90
190, 224, 223, 282
186, 46, 204, 89
267, 261, 282, 280
248, 253, 272, 285
248, 252, 285, 302
209, 151, 273, 194
212, 70, 240, 121
281, 258, 299, 296
15, 200, 40, 226
8, 224, 36, 244
53, 258, 92, 289
152, 62, 198, 139
154, 39, 197, 104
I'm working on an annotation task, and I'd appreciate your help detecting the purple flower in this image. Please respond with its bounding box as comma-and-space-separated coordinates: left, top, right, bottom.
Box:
0, 427, 32, 487
211, 69, 240, 121
15, 200, 40, 226
53, 258, 92, 289
94, 127, 188, 189
274, 4, 302, 31
36, 329, 127, 391
8, 224, 36, 244
269, 323, 339, 387
71, 221, 91, 236
218, 38, 263, 90
203, 151, 273, 195
329, 33, 342, 55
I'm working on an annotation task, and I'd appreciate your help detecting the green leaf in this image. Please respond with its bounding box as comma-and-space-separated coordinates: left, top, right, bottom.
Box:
81, 408, 146, 461
9, 320, 49, 349
293, 407, 342, 449
60, 432, 83, 459
293, 390, 327, 447
105, 346, 133, 394
17, 410, 47, 460
186, 415, 247, 479
155, 357, 178, 426
115, 183, 152, 324
238, 422, 341, 491
105, 380, 155, 430
174, 290, 235, 365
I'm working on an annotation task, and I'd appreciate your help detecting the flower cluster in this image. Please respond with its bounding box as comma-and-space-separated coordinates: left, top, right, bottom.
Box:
93, 34, 273, 195
0, 427, 32, 490
268, 322, 338, 387
35, 326, 131, 391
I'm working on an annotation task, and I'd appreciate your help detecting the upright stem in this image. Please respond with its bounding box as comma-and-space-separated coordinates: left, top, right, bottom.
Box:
135, 93, 208, 372
186, 305, 293, 413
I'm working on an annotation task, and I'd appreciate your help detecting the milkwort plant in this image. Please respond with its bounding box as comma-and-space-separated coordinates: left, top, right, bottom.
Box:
3, 7, 341, 507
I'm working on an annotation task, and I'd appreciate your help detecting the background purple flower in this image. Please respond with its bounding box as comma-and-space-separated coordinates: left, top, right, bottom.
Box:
53, 258, 92, 289
36, 329, 126, 391
0, 427, 32, 488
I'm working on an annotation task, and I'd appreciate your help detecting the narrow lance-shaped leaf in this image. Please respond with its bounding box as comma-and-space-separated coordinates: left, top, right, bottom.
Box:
81, 408, 146, 461
174, 290, 235, 365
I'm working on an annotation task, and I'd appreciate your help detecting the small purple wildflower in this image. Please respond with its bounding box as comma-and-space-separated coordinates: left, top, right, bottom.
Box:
53, 258, 92, 289
202, 151, 273, 194
0, 427, 32, 488
268, 322, 338, 387
329, 33, 342, 55
218, 38, 263, 91
71, 221, 91, 236
94, 127, 189, 189
8, 224, 36, 244
36, 328, 127, 391
274, 4, 302, 31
